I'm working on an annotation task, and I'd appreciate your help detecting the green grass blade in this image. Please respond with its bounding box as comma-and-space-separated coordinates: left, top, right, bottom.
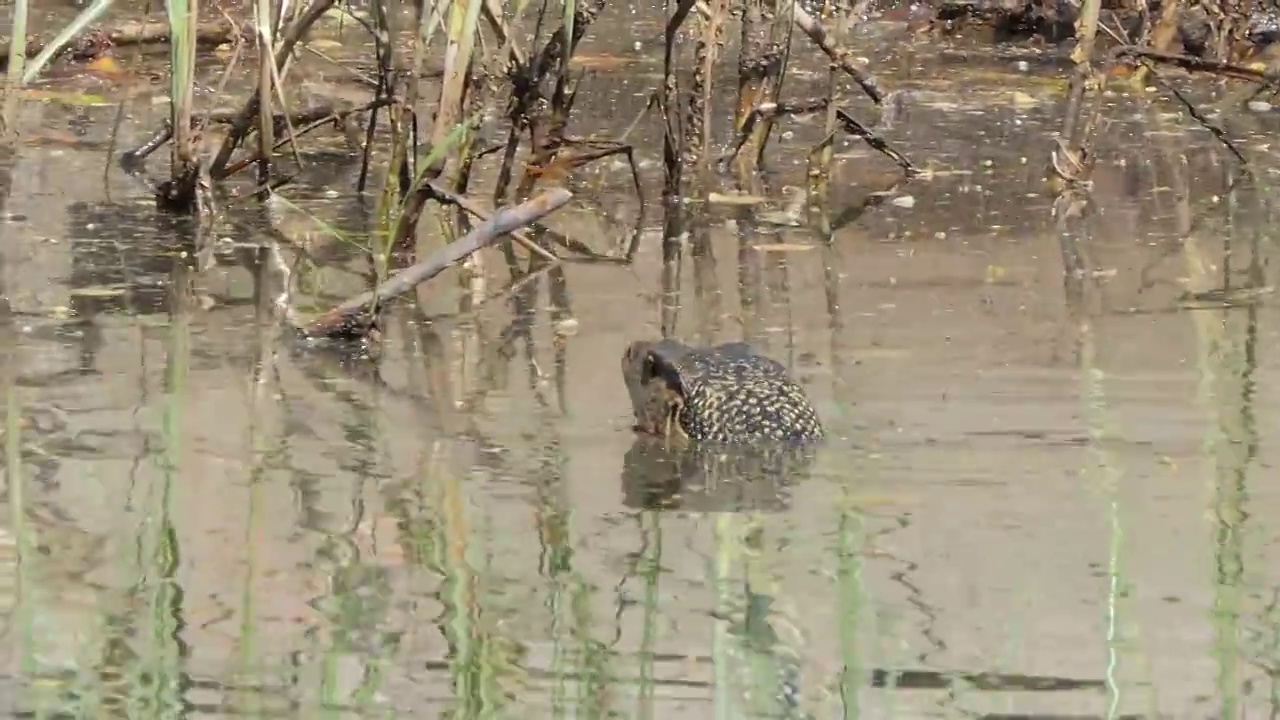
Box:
382, 116, 478, 255
166, 0, 197, 129
562, 0, 575, 73
21, 0, 115, 85
270, 193, 366, 250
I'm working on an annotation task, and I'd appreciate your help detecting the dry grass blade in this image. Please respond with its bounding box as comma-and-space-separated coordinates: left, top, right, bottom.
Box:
1, 0, 31, 137
686, 0, 728, 168
208, 0, 338, 179
163, 0, 202, 212
19, 0, 115, 85
431, 0, 487, 185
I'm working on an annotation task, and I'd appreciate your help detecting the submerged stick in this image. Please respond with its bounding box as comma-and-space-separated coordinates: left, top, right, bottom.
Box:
1113, 45, 1280, 84
121, 100, 381, 172
722, 100, 914, 174
301, 188, 573, 338
1140, 62, 1247, 164
0, 19, 249, 72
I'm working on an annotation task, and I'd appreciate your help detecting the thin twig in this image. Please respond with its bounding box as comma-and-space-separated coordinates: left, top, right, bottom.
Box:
1139, 59, 1248, 164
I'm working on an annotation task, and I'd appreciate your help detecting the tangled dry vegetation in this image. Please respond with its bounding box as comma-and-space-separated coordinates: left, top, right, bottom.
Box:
2, 0, 1277, 349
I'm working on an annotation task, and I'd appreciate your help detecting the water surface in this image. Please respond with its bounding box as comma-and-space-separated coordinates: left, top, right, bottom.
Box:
0, 4, 1278, 718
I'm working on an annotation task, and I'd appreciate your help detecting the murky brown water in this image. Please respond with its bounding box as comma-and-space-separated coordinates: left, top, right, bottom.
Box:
2, 2, 1280, 719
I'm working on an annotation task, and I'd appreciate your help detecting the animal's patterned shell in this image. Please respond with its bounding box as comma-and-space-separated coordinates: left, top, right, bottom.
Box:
635, 339, 825, 445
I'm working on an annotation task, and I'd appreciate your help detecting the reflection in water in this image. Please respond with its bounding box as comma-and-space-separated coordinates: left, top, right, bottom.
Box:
620, 435, 815, 513
65, 201, 198, 318
8, 38, 1280, 720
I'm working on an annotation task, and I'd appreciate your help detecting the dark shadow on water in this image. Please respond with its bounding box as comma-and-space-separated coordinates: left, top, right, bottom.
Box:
870, 668, 1106, 692
619, 434, 818, 512
973, 715, 1156, 720
65, 201, 199, 317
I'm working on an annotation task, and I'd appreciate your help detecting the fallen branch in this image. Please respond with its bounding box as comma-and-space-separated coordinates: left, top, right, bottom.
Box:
1111, 45, 1280, 84
0, 19, 250, 72
300, 188, 574, 338
1138, 59, 1248, 164
792, 3, 885, 104
120, 100, 384, 169
218, 99, 390, 177
423, 182, 560, 262
428, 171, 642, 261
721, 100, 914, 175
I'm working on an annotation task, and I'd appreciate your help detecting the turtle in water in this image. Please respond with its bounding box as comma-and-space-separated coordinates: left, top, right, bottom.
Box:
621, 338, 825, 446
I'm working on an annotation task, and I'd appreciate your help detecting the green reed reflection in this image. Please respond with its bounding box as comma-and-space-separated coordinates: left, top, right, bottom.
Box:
538, 441, 615, 720
636, 510, 662, 720
1058, 185, 1140, 720
712, 513, 738, 720
8, 386, 42, 717
395, 441, 524, 720
836, 501, 864, 720
128, 260, 193, 719
1077, 322, 1132, 720
311, 397, 396, 717
440, 468, 504, 719
1182, 176, 1262, 720
708, 512, 810, 720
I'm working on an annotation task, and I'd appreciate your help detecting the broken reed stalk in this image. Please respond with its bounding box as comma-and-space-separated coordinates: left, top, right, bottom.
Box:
687, 0, 729, 170
1, 0, 29, 139
440, 1, 484, 254
217, 100, 392, 177
400, 0, 432, 194
1050, 0, 1103, 190
734, 0, 785, 170
208, 0, 337, 179
1138, 0, 1180, 84
432, 0, 485, 187
761, 0, 802, 166
790, 3, 883, 104
121, 100, 387, 173
807, 0, 854, 226
253, 0, 277, 199
491, 0, 606, 212
413, 0, 487, 305
512, 0, 601, 205
1113, 45, 1279, 83
357, 0, 398, 195
681, 0, 728, 346
164, 0, 201, 211
512, 0, 591, 202
662, 0, 697, 201
658, 0, 701, 341
302, 188, 574, 338
369, 0, 413, 271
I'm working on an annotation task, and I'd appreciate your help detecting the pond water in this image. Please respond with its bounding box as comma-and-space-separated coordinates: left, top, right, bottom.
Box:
1, 3, 1280, 719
